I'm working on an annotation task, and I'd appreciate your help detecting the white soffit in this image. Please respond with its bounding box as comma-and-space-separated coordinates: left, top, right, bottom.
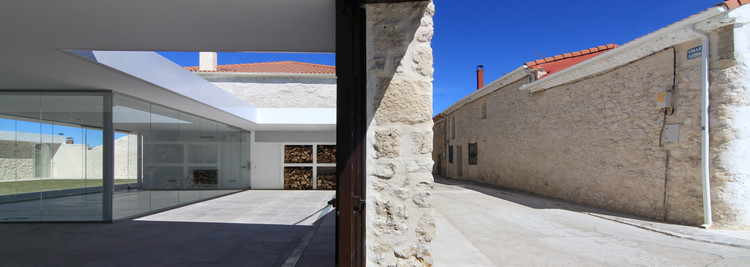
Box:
82, 50, 259, 125
77, 50, 335, 131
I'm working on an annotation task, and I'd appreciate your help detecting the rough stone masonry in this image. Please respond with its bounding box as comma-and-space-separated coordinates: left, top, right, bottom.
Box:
365, 1, 435, 266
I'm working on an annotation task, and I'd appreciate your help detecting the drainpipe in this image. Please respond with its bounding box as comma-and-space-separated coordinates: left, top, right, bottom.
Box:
690, 25, 712, 228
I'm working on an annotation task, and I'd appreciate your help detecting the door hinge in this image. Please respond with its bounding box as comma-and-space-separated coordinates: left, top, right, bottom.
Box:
327, 197, 336, 208
354, 196, 366, 213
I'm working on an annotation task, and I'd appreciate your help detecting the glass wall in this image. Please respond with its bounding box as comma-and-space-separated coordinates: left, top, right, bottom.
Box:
0, 92, 104, 221
112, 94, 249, 220
0, 91, 249, 222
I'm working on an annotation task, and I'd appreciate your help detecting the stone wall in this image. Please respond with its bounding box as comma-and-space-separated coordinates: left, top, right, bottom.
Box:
1, 135, 137, 181
366, 1, 435, 266
198, 74, 336, 108
438, 20, 750, 228
0, 141, 34, 180
709, 16, 750, 229
444, 46, 704, 225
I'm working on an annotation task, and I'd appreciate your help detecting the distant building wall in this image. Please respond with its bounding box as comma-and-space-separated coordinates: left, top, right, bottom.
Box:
197, 74, 336, 108
437, 14, 750, 229
0, 135, 136, 181
51, 144, 89, 179
431, 116, 446, 176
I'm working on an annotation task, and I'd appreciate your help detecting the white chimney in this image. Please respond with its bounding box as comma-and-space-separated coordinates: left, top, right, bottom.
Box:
199, 52, 217, 71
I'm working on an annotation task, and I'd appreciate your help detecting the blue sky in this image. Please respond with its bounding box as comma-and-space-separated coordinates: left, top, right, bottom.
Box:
157, 0, 716, 116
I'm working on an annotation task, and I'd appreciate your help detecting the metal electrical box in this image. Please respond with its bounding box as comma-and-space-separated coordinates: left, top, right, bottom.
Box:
657, 91, 672, 108
665, 124, 679, 143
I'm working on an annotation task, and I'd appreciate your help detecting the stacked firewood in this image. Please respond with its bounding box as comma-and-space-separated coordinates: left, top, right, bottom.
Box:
317, 145, 336, 163
316, 170, 336, 190
285, 145, 313, 163
284, 167, 312, 190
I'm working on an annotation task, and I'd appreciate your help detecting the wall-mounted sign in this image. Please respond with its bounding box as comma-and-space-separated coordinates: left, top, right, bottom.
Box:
688, 45, 702, 60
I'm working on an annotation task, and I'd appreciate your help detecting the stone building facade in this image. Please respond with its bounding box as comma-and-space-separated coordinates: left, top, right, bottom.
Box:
186, 61, 336, 108
434, 3, 750, 229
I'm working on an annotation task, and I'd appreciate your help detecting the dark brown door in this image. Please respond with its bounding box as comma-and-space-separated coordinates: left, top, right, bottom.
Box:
336, 0, 366, 266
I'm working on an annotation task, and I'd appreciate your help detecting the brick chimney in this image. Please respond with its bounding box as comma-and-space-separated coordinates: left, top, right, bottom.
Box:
199, 52, 217, 71
476, 65, 484, 90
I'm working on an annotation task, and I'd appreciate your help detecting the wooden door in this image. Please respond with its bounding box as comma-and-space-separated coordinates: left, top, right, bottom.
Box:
336, 0, 366, 266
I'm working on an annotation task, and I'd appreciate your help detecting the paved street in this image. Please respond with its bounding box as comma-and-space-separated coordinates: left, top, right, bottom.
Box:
432, 177, 750, 266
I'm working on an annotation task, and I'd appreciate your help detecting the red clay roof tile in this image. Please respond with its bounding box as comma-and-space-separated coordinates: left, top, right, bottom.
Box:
719, 0, 750, 9
184, 61, 335, 74
524, 44, 619, 78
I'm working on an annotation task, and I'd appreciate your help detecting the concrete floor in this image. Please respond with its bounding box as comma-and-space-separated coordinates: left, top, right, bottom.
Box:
432, 177, 750, 266
0, 190, 335, 267
0, 189, 241, 221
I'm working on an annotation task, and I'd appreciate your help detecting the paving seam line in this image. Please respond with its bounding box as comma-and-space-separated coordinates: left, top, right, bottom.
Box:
585, 213, 750, 249
282, 197, 335, 267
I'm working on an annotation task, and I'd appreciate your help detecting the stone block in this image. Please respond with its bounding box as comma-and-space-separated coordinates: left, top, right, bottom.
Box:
412, 44, 433, 78
410, 131, 432, 154
373, 199, 409, 235
374, 80, 432, 125
405, 159, 433, 173
416, 212, 435, 242
374, 163, 397, 179
393, 244, 432, 266
411, 191, 432, 208
375, 129, 400, 158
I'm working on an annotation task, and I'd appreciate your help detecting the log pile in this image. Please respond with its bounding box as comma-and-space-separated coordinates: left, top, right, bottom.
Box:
284, 167, 312, 190
316, 168, 336, 190
285, 145, 313, 163
192, 169, 218, 185
317, 145, 336, 163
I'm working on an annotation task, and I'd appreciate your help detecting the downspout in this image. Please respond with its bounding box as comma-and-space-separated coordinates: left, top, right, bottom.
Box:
690, 25, 713, 228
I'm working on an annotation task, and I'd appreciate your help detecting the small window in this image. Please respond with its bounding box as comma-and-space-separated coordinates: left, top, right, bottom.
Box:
448, 145, 454, 163
468, 143, 477, 165
451, 117, 456, 140
481, 102, 487, 119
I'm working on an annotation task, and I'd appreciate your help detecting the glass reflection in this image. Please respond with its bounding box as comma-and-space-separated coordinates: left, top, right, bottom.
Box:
112, 94, 247, 220
0, 92, 248, 222
0, 93, 103, 222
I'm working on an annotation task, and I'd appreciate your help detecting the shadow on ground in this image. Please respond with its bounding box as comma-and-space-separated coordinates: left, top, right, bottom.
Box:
0, 212, 335, 267
435, 176, 669, 223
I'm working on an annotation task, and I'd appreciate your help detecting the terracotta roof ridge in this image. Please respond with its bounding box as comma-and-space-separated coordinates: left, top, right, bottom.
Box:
717, 0, 750, 10
184, 60, 335, 74
185, 61, 334, 69
525, 44, 619, 67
